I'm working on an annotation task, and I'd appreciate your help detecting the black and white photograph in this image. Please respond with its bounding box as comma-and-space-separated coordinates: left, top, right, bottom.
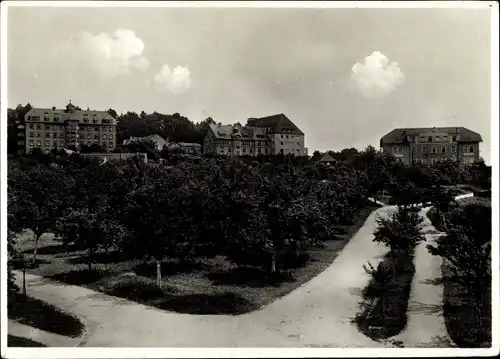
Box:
1, 1, 498, 357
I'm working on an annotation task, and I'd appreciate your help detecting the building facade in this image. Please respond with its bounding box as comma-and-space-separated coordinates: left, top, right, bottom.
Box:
123, 134, 169, 151
380, 127, 482, 165
24, 102, 117, 154
204, 114, 307, 157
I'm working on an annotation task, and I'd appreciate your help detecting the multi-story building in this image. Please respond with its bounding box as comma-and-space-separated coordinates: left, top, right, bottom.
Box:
380, 127, 482, 165
24, 101, 117, 154
204, 113, 306, 157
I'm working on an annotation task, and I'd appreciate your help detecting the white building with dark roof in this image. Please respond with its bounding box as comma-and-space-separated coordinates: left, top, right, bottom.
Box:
24, 101, 117, 154
380, 126, 483, 165
203, 114, 307, 157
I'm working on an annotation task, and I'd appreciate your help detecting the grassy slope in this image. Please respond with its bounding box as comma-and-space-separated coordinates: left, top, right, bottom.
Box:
18, 205, 380, 315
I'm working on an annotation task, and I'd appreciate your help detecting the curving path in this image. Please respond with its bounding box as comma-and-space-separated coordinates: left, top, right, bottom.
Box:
11, 205, 395, 348
13, 196, 471, 348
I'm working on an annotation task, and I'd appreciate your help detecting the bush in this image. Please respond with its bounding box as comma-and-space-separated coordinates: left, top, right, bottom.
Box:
355, 253, 415, 339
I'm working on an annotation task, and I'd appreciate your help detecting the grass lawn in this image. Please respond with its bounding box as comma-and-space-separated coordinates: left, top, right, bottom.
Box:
18, 204, 380, 315
8, 335, 46, 347
8, 294, 85, 338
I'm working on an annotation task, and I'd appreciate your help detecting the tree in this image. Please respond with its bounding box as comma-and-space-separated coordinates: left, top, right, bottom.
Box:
373, 207, 425, 258
8, 165, 75, 265
429, 185, 455, 230
56, 206, 125, 272
122, 167, 196, 287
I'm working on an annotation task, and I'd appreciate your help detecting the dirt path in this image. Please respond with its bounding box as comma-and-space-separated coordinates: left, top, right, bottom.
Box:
11, 205, 396, 348
392, 206, 456, 347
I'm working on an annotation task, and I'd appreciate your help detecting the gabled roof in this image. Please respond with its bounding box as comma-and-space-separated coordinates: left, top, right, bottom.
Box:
380, 127, 483, 145
318, 153, 335, 163
246, 113, 304, 135
25, 108, 117, 125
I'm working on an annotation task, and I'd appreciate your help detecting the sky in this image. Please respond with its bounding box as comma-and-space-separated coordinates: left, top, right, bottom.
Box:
6, 4, 494, 163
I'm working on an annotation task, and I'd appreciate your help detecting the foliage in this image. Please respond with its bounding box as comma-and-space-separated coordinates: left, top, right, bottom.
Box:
373, 207, 425, 255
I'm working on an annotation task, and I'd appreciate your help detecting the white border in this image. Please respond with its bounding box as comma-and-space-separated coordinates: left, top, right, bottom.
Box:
1, 1, 498, 358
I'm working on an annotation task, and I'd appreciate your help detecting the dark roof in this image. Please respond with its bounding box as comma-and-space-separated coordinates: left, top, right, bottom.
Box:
246, 113, 304, 135
318, 153, 335, 163
380, 127, 482, 145
25, 107, 117, 125
208, 124, 270, 140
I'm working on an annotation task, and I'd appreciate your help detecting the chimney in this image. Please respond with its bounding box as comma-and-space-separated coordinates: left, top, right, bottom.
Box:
52, 106, 56, 110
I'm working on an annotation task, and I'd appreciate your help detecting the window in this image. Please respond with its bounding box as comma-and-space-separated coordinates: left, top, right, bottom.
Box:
103, 142, 107, 148
109, 142, 113, 148
44, 116, 50, 122
29, 132, 34, 137
36, 140, 41, 146
45, 125, 51, 130
60, 141, 65, 146
29, 124, 34, 129
109, 127, 113, 132
53, 141, 57, 147
428, 136, 433, 142
411, 146, 416, 153
452, 135, 457, 141
29, 140, 34, 146
286, 135, 289, 139
53, 132, 58, 138
242, 148, 246, 153
103, 134, 107, 140
463, 145, 468, 153
84, 118, 89, 123
392, 147, 397, 154
281, 142, 283, 146
432, 146, 437, 154
95, 127, 99, 131
469, 145, 474, 153
46, 133, 50, 138
95, 135, 99, 139
281, 135, 283, 138
102, 127, 107, 132
435, 136, 440, 141
441, 146, 446, 153
36, 133, 41, 137
280, 149, 284, 154
422, 146, 427, 153
54, 116, 60, 122
36, 125, 41, 130
399, 147, 403, 154
87, 136, 91, 140
108, 134, 113, 140
451, 145, 456, 153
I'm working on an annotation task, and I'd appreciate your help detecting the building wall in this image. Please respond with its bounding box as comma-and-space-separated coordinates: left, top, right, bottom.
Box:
25, 111, 117, 153
382, 136, 480, 165
272, 133, 304, 155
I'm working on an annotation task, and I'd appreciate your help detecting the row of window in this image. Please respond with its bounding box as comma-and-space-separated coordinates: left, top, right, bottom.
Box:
28, 132, 114, 140
279, 141, 301, 147
280, 134, 301, 140
29, 115, 113, 124
28, 123, 115, 131
411, 135, 459, 143
393, 144, 474, 154
28, 140, 115, 148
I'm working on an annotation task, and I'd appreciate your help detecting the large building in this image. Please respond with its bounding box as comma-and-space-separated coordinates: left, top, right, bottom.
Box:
204, 114, 307, 157
24, 102, 117, 154
380, 127, 482, 165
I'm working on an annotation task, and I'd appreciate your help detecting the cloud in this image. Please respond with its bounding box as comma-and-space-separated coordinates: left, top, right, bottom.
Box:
350, 51, 404, 98
154, 65, 192, 93
65, 28, 150, 78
